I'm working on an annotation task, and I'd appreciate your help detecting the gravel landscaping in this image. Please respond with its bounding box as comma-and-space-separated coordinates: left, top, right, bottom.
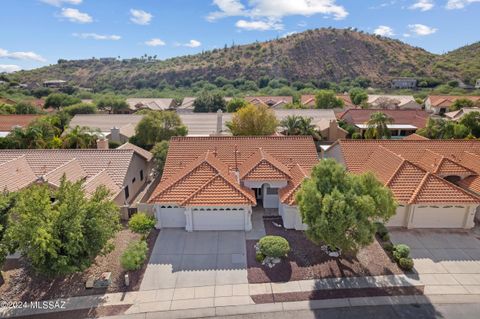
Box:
247, 217, 403, 283
251, 286, 424, 304
0, 224, 159, 301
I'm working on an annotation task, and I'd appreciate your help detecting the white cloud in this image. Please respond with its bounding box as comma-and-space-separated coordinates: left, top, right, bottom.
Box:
373, 25, 395, 37
184, 40, 202, 48
40, 0, 82, 6
73, 33, 121, 40
208, 0, 348, 31
60, 8, 92, 23
408, 23, 437, 35
0, 48, 46, 62
130, 9, 153, 25
446, 0, 480, 9
409, 0, 434, 11
0, 65, 21, 73
236, 19, 283, 31
282, 31, 298, 38
145, 38, 166, 47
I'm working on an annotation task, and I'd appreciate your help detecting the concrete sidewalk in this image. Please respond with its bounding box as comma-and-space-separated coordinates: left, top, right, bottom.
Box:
0, 275, 421, 318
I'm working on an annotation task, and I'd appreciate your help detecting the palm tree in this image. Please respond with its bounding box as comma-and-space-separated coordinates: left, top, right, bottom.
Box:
280, 115, 321, 139
365, 112, 394, 139
62, 126, 99, 149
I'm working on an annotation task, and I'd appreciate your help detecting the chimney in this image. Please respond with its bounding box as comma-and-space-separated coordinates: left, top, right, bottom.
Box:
97, 137, 109, 150
216, 109, 223, 135
110, 126, 120, 143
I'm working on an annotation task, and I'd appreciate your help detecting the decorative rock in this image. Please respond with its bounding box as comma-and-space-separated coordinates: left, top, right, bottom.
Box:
272, 222, 282, 228
93, 272, 112, 288
85, 276, 94, 289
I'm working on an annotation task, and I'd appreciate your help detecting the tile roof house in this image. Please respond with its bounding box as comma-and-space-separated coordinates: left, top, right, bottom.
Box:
176, 97, 233, 112
301, 94, 355, 108
245, 96, 293, 109
147, 136, 318, 231
0, 115, 41, 137
425, 95, 480, 115
444, 107, 480, 121
325, 140, 480, 229
69, 114, 143, 143
0, 148, 153, 208
126, 98, 176, 112
337, 109, 429, 139
367, 95, 421, 110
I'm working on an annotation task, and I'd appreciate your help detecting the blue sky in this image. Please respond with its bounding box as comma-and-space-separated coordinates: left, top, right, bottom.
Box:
0, 0, 479, 73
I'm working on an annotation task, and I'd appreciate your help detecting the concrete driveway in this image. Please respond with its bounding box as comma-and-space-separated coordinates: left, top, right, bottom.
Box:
140, 229, 248, 291
390, 229, 480, 294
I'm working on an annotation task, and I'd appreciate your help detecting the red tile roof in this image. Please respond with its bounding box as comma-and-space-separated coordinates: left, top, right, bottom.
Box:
428, 95, 480, 108
338, 109, 429, 129
0, 115, 41, 131
149, 136, 318, 206
301, 94, 355, 108
331, 140, 480, 204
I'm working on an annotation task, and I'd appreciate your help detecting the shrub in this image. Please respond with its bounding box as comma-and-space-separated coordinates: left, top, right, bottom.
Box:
128, 212, 156, 235
120, 240, 148, 271
374, 222, 388, 237
258, 236, 290, 258
351, 132, 362, 139
393, 244, 410, 261
398, 257, 414, 271
384, 243, 394, 252
255, 251, 265, 263
381, 234, 390, 242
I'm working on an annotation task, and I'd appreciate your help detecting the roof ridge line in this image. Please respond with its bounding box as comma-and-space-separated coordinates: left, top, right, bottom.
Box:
0, 154, 27, 168
42, 157, 79, 178
408, 172, 431, 204
428, 173, 480, 202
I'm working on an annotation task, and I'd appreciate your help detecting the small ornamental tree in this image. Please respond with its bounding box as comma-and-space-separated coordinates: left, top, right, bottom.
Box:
315, 90, 344, 109
296, 159, 397, 253
4, 178, 120, 276
227, 104, 278, 136
349, 88, 368, 106
151, 141, 169, 176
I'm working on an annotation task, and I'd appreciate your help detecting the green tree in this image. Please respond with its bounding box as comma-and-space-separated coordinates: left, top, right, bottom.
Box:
226, 98, 248, 113
0, 192, 16, 270
193, 91, 226, 113
62, 126, 100, 149
2, 117, 61, 149
96, 95, 129, 114
44, 93, 80, 109
280, 115, 320, 138
315, 90, 344, 109
227, 104, 278, 136
349, 88, 368, 106
449, 98, 474, 111
62, 103, 97, 117
131, 111, 187, 149
417, 118, 470, 139
5, 178, 120, 275
296, 159, 397, 253
364, 112, 394, 139
15, 102, 40, 114
151, 141, 169, 176
459, 111, 480, 137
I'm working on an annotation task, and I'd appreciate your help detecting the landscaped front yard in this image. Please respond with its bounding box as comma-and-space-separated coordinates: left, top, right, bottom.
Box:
247, 217, 403, 283
0, 224, 159, 302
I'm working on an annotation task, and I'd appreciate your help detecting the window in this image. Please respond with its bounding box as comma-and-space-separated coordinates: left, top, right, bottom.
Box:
132, 177, 136, 184
140, 169, 144, 181
125, 186, 130, 199
266, 188, 278, 195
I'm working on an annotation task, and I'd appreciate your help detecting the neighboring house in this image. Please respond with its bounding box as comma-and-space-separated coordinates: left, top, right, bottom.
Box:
300, 94, 355, 108
367, 95, 421, 110
147, 136, 318, 231
178, 109, 338, 137
176, 97, 233, 113
43, 80, 67, 88
0, 148, 153, 210
126, 98, 176, 113
445, 108, 480, 121
245, 96, 293, 109
69, 114, 143, 143
0, 97, 16, 106
425, 95, 480, 115
337, 109, 429, 139
0, 114, 41, 137
391, 78, 417, 89
325, 140, 480, 229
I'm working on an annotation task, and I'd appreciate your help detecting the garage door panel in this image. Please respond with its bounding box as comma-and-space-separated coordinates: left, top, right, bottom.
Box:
412, 206, 466, 228
159, 208, 186, 228
193, 210, 245, 231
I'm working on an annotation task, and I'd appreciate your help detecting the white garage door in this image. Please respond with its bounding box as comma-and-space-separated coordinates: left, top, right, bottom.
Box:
412, 205, 466, 228
157, 206, 186, 228
193, 208, 245, 231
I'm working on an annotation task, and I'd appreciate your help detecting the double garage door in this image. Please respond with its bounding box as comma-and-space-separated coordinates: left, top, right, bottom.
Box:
156, 206, 246, 231
411, 205, 467, 228
192, 209, 245, 231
